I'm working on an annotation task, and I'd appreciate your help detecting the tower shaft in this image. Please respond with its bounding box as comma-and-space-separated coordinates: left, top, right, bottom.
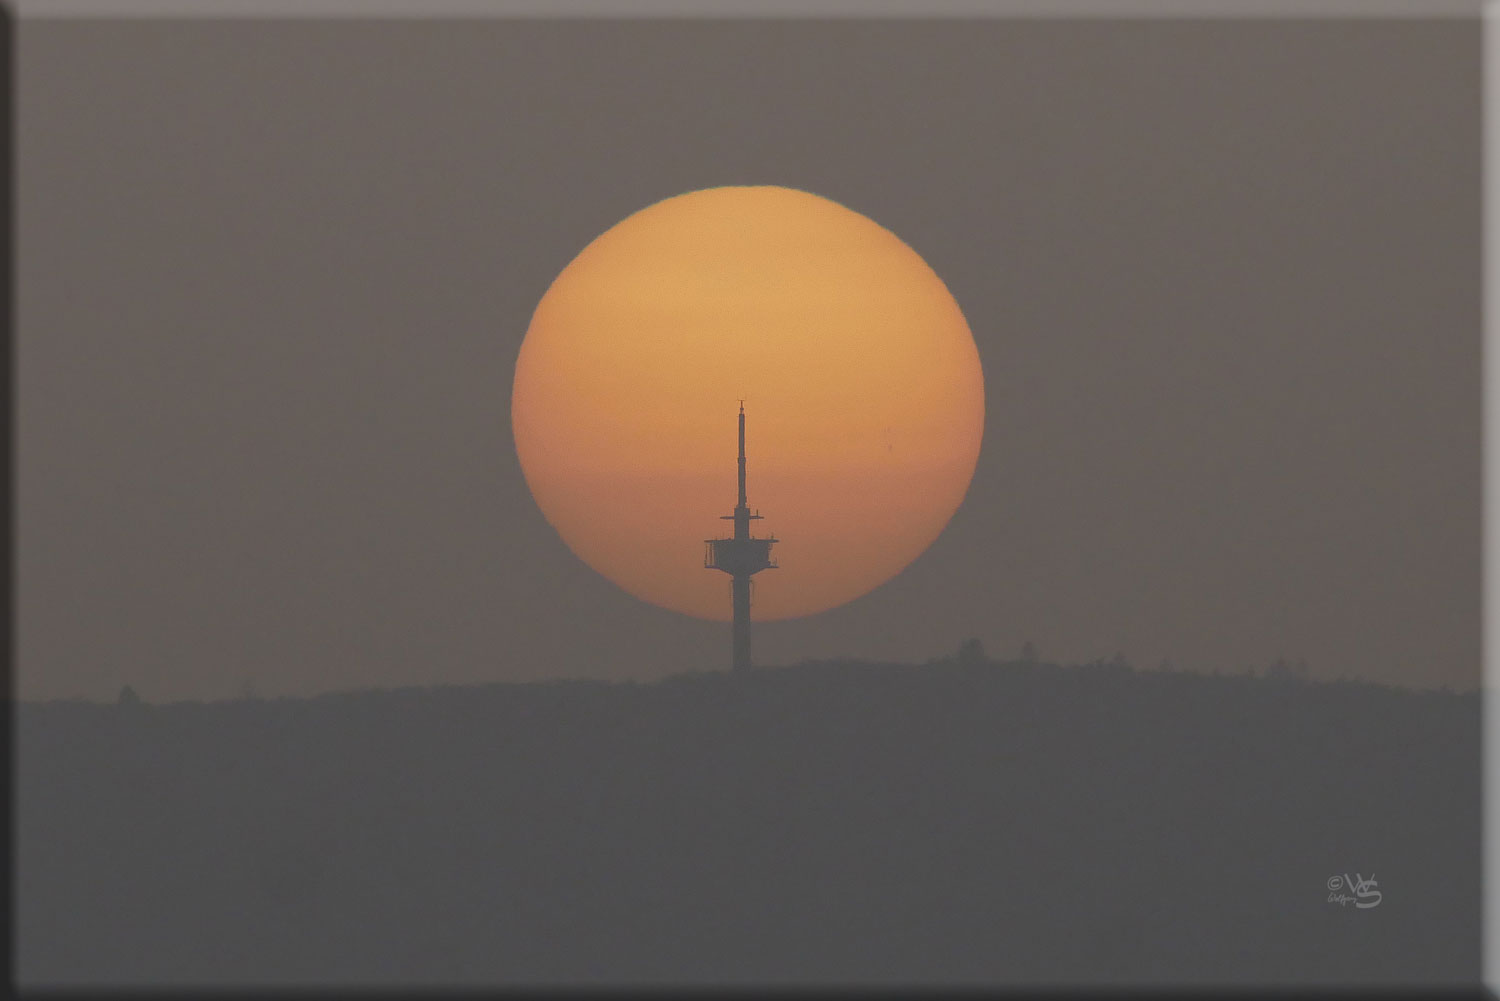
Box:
732, 575, 751, 671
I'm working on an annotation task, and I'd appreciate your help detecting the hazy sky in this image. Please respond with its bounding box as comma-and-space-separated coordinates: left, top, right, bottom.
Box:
18, 17, 1479, 700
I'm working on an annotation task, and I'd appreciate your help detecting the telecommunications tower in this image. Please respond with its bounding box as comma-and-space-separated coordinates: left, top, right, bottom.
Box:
704, 404, 778, 671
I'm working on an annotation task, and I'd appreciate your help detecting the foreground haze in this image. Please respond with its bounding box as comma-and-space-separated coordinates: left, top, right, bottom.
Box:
17, 656, 1479, 987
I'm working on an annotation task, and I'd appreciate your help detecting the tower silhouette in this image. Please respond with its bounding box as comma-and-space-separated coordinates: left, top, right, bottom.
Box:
704, 404, 778, 671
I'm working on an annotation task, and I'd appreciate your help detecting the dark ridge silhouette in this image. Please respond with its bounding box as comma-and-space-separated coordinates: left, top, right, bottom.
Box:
16, 656, 1479, 988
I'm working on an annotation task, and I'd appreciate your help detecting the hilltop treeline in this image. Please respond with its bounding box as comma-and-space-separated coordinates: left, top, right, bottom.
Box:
16, 657, 1480, 987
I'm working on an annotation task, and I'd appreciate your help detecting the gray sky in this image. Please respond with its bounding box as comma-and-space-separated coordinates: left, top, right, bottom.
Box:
17, 17, 1479, 700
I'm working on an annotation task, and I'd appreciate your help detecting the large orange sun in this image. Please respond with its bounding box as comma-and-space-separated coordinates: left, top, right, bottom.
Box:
512, 185, 984, 621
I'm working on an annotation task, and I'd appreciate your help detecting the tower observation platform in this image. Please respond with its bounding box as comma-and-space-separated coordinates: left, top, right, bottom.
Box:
704, 404, 777, 672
